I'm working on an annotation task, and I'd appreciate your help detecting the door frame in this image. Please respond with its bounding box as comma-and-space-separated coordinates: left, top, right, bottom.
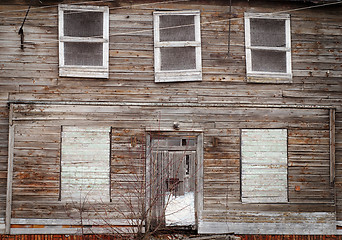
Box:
145, 131, 203, 231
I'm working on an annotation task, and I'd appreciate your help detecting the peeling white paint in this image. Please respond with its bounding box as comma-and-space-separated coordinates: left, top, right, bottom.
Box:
165, 192, 195, 226
241, 129, 288, 203
61, 126, 111, 202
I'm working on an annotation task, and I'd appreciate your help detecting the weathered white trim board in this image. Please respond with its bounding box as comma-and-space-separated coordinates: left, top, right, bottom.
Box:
10, 218, 144, 235
11, 218, 142, 226
199, 212, 336, 235
5, 124, 14, 234
10, 227, 140, 235
0, 218, 5, 234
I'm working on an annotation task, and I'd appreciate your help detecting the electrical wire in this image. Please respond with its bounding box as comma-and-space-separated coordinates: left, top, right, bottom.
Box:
0, 0, 341, 46
1, 0, 341, 20
0, 0, 340, 22
0, 0, 191, 15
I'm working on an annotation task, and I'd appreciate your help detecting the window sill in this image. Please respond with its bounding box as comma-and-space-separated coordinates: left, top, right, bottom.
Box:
59, 66, 109, 79
246, 74, 292, 84
155, 70, 202, 83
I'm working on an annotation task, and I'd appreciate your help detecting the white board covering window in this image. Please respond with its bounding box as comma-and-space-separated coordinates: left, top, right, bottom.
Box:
61, 126, 110, 202
58, 5, 109, 78
244, 13, 292, 83
154, 11, 202, 82
241, 129, 288, 203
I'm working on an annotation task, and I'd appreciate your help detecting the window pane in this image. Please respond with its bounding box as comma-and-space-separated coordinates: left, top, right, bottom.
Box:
64, 11, 103, 37
161, 47, 196, 71
251, 49, 286, 73
160, 15, 195, 42
64, 42, 103, 66
250, 18, 286, 47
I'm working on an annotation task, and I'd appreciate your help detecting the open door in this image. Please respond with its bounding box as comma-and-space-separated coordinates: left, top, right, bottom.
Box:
147, 135, 199, 229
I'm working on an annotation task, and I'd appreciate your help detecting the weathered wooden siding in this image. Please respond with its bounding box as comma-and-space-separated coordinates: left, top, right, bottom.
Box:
0, 95, 8, 231
2, 235, 342, 240
0, 0, 341, 235
7, 103, 334, 234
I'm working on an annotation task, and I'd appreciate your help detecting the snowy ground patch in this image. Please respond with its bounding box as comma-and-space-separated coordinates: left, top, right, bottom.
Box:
165, 192, 195, 226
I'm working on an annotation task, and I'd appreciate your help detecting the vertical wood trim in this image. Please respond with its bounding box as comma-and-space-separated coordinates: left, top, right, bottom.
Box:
286, 128, 289, 202
153, 13, 160, 74
239, 129, 242, 202
145, 133, 151, 231
195, 13, 202, 73
5, 117, 14, 234
58, 126, 62, 201
103, 6, 109, 72
8, 104, 13, 126
109, 127, 112, 202
58, 5, 64, 67
159, 151, 167, 222
244, 13, 252, 74
196, 133, 204, 229
285, 17, 292, 77
330, 108, 336, 184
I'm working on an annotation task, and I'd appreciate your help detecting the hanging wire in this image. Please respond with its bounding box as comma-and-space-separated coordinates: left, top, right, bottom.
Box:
1, 0, 341, 19
18, 0, 33, 50
227, 0, 232, 57
0, 0, 341, 46
0, 0, 341, 21
0, 0, 191, 14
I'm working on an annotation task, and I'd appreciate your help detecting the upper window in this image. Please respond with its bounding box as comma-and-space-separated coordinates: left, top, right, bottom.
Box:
58, 5, 109, 78
153, 11, 202, 83
244, 13, 292, 83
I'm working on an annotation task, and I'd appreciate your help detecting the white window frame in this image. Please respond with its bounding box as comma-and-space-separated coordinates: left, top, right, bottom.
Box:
58, 4, 109, 78
244, 13, 292, 83
153, 11, 202, 83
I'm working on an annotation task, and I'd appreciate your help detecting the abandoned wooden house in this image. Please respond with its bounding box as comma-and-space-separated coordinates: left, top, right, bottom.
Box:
0, 0, 341, 236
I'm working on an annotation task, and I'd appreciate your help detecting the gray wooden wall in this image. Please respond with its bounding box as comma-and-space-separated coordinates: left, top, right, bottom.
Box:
8, 103, 335, 234
0, 0, 341, 235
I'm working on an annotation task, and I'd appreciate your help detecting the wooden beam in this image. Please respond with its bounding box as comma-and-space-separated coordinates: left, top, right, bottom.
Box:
330, 108, 336, 184
11, 218, 144, 225
5, 104, 14, 234
196, 133, 204, 230
145, 133, 151, 232
8, 101, 335, 110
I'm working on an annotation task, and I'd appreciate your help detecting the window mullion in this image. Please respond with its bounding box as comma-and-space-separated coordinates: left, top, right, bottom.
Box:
60, 36, 106, 43
156, 41, 200, 48
248, 46, 289, 52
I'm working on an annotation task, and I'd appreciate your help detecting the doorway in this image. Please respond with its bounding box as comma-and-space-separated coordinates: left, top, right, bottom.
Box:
146, 132, 203, 230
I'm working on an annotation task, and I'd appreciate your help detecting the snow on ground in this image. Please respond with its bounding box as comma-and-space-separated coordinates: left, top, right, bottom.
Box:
165, 192, 195, 226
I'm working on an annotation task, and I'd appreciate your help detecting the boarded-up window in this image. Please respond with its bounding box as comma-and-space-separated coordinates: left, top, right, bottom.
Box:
61, 126, 110, 202
241, 129, 288, 203
58, 5, 109, 78
244, 13, 292, 82
154, 11, 202, 82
